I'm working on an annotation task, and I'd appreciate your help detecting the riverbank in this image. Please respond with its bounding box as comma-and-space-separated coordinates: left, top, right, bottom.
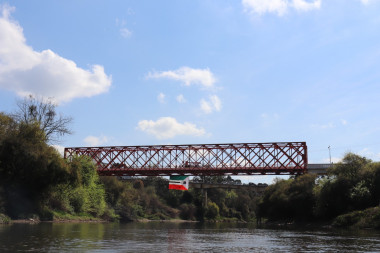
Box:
0, 213, 198, 225
0, 211, 108, 225
259, 206, 380, 230
2, 218, 107, 225
3, 208, 380, 230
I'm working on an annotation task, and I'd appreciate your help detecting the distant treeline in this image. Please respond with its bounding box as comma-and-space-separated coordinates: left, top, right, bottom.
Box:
258, 153, 380, 228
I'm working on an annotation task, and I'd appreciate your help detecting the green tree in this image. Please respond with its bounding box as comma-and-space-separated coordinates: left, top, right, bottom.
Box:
0, 113, 69, 217
359, 162, 380, 207
258, 174, 316, 221
0, 107, 109, 220
314, 153, 374, 219
329, 153, 371, 180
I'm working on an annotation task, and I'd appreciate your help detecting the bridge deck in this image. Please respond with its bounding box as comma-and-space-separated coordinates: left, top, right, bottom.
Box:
64, 142, 307, 176
307, 163, 333, 175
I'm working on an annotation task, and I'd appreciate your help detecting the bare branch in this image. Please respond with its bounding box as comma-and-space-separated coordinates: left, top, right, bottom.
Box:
12, 95, 73, 143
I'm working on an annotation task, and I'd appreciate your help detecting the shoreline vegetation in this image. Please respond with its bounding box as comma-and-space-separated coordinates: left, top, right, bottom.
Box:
1, 98, 380, 230
3, 209, 380, 230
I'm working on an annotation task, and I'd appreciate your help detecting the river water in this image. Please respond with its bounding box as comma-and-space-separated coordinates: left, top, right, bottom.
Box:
1, 222, 380, 252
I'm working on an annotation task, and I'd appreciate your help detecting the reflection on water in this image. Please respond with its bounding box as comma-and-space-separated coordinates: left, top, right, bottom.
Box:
1, 222, 380, 252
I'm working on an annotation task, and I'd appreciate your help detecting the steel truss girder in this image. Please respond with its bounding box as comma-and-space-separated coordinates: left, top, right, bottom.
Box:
64, 142, 307, 176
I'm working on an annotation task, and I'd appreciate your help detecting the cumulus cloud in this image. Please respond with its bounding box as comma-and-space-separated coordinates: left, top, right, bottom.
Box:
0, 5, 112, 103
157, 92, 166, 104
137, 117, 206, 139
176, 94, 186, 103
292, 0, 321, 11
200, 95, 222, 114
147, 67, 216, 88
242, 0, 321, 16
84, 135, 110, 146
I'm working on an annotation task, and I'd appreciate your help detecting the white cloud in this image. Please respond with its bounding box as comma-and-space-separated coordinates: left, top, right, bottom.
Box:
200, 99, 213, 114
0, 5, 111, 103
157, 92, 165, 104
120, 28, 132, 38
242, 0, 288, 16
137, 117, 206, 139
292, 0, 321, 11
341, 119, 348, 125
242, 0, 321, 16
84, 135, 109, 146
116, 18, 132, 38
147, 67, 216, 88
52, 144, 65, 157
176, 94, 186, 103
357, 148, 380, 160
200, 95, 222, 114
210, 95, 222, 111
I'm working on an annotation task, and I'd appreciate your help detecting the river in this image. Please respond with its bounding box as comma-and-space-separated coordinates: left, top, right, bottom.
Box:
1, 222, 380, 252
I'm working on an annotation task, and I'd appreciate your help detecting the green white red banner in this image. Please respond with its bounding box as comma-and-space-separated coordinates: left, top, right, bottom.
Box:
169, 175, 189, 190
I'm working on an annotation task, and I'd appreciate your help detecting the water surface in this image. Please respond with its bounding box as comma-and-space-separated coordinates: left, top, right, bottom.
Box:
1, 222, 380, 252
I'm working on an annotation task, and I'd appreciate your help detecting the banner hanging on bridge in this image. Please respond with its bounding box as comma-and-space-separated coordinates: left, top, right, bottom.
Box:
169, 176, 189, 191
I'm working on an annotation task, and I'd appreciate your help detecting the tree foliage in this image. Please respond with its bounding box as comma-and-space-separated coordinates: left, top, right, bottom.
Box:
259, 153, 380, 224
0, 108, 107, 220
0, 113, 69, 216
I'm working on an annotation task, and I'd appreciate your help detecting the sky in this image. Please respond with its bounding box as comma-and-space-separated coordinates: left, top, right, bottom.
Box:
1, 0, 380, 184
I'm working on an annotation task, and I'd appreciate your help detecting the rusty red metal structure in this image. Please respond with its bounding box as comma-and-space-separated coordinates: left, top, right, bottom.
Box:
64, 142, 307, 176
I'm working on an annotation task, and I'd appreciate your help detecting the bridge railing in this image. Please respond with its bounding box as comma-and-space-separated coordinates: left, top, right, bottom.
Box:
64, 142, 307, 176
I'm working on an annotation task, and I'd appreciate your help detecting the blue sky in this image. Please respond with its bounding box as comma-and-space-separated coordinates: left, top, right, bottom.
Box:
1, 0, 380, 183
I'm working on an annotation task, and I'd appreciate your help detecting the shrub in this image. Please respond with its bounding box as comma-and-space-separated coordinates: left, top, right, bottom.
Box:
205, 202, 219, 220
179, 203, 196, 220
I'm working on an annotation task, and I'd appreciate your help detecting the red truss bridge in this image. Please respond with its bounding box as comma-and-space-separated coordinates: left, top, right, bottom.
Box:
64, 142, 308, 176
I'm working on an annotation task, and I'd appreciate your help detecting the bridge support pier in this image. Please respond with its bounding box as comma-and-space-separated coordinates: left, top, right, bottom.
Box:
202, 188, 208, 208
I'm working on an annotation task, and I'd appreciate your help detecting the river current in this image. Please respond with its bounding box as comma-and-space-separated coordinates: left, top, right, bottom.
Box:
1, 222, 380, 252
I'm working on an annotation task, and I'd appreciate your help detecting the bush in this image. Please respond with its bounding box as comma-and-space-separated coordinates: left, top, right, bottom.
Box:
333, 210, 363, 227
205, 202, 219, 220
333, 207, 380, 229
179, 203, 196, 220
